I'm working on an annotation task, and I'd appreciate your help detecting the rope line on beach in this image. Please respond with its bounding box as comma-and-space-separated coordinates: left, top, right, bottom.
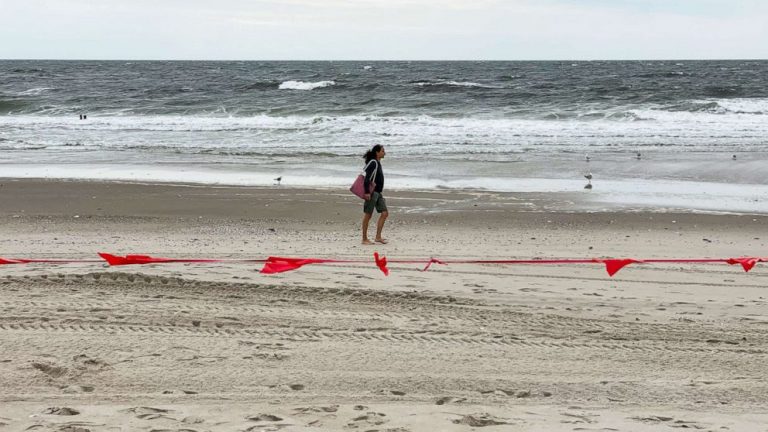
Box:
0, 253, 765, 277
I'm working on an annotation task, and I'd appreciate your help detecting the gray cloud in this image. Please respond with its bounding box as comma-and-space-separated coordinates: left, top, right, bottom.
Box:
1, 0, 766, 59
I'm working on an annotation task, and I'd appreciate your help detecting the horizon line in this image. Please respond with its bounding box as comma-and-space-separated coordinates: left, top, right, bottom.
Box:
2, 58, 768, 62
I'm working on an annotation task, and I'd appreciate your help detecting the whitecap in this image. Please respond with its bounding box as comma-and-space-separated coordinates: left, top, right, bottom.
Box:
415, 81, 499, 89
278, 80, 335, 90
712, 98, 768, 114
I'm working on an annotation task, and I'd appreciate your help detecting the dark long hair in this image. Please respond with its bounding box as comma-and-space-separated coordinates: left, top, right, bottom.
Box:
363, 144, 383, 163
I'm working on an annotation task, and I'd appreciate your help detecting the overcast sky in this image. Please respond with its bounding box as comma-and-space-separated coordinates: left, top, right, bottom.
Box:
2, 0, 766, 60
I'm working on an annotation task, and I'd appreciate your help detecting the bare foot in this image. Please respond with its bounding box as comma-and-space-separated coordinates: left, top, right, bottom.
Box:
375, 238, 388, 244
362, 240, 375, 245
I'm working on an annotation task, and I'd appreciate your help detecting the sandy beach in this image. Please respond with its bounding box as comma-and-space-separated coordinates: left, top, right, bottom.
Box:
1, 179, 768, 431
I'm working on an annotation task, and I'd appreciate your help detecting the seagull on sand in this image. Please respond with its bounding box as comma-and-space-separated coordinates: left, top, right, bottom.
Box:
585, 154, 590, 162
584, 172, 593, 181
274, 176, 282, 185
636, 152, 642, 160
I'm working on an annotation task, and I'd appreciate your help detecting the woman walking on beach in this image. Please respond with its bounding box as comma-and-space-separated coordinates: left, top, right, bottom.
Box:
361, 145, 388, 245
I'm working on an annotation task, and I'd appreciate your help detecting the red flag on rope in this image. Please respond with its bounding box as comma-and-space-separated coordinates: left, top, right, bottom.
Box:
99, 253, 176, 265
98, 253, 225, 266
596, 258, 644, 277
0, 258, 26, 265
374, 252, 389, 276
726, 257, 762, 272
260, 257, 331, 274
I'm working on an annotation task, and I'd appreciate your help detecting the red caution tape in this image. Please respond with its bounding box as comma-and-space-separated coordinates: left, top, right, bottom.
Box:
385, 256, 766, 276
1, 257, 101, 265
1, 253, 766, 277
421, 257, 446, 272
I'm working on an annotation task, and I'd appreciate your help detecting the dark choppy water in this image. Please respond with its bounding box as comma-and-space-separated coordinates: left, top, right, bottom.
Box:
1, 60, 768, 212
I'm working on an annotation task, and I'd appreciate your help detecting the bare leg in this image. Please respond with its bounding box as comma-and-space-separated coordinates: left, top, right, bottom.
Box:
375, 211, 389, 243
362, 212, 374, 245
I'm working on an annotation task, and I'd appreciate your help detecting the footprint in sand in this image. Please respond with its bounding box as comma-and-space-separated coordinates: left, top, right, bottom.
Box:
251, 352, 290, 361
246, 414, 283, 422
630, 415, 705, 429
478, 388, 515, 396
244, 415, 295, 432
54, 422, 102, 432
120, 406, 175, 421
181, 416, 206, 424
294, 405, 339, 414
452, 413, 510, 427
43, 407, 80, 415
346, 412, 388, 428
435, 396, 467, 405
560, 411, 598, 424
268, 384, 305, 391
162, 389, 198, 395
376, 389, 406, 396
61, 385, 95, 394
72, 354, 110, 372
31, 362, 68, 378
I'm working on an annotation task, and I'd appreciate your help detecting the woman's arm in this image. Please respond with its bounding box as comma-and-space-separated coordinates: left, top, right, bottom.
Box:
363, 161, 377, 193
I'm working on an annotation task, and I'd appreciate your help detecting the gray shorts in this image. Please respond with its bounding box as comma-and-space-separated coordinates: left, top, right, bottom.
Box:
364, 192, 388, 214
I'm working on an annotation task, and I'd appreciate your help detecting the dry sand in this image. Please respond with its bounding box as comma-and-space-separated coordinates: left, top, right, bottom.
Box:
1, 179, 768, 431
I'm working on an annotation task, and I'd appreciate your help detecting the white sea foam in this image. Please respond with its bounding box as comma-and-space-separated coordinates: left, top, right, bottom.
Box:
2, 110, 767, 157
3, 164, 767, 214
278, 80, 335, 90
629, 101, 768, 123
710, 98, 768, 114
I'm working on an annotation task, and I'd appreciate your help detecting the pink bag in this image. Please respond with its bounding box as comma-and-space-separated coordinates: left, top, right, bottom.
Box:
350, 160, 377, 199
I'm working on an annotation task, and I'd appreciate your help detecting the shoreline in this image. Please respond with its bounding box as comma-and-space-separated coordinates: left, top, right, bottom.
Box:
3, 176, 768, 217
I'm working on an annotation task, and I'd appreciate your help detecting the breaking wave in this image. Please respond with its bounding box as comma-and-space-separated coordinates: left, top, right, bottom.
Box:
278, 80, 336, 90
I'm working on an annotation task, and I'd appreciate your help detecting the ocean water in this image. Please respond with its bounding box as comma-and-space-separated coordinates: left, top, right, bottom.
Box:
1, 60, 767, 213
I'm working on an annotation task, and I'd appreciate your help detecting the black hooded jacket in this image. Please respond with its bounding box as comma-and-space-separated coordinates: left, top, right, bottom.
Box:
363, 159, 384, 193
